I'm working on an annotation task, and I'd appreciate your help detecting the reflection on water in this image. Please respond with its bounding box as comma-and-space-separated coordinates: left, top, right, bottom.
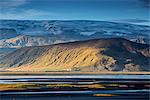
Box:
0, 74, 149, 79
0, 75, 150, 100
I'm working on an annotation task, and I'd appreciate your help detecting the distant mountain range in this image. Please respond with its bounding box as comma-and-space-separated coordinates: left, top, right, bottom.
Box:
0, 20, 149, 49
0, 20, 149, 72
0, 38, 149, 72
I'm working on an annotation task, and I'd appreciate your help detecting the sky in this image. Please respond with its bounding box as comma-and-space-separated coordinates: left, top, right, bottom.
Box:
0, 0, 150, 21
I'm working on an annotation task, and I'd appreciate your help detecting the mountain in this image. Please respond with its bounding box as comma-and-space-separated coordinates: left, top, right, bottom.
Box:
0, 28, 19, 40
0, 28, 88, 48
0, 20, 149, 49
0, 48, 16, 59
0, 34, 78, 48
0, 38, 149, 72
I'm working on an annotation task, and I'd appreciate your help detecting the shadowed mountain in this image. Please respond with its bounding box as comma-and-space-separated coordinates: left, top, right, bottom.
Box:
0, 38, 149, 72
0, 28, 19, 40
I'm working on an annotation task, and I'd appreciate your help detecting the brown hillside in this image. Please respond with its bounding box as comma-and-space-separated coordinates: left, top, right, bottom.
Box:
0, 38, 149, 72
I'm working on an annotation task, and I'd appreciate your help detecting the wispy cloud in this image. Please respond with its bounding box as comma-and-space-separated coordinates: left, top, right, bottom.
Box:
113, 18, 150, 26
0, 9, 55, 20
0, 0, 57, 20
0, 0, 27, 8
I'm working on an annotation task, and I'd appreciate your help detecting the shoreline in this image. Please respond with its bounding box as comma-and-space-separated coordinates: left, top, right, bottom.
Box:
0, 71, 150, 75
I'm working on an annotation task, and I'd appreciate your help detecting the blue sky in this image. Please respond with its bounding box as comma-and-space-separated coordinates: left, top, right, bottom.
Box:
0, 0, 149, 21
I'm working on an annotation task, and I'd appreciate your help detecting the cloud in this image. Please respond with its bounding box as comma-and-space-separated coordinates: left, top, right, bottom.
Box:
117, 19, 150, 23
114, 18, 150, 26
0, 0, 53, 20
138, 0, 150, 8
0, 9, 54, 20
0, 0, 27, 8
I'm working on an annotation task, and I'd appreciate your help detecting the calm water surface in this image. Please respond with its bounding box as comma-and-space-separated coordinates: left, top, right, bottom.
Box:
0, 75, 149, 100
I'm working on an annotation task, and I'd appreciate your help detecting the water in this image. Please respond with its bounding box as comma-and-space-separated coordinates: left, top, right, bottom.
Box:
0, 74, 150, 100
0, 74, 149, 79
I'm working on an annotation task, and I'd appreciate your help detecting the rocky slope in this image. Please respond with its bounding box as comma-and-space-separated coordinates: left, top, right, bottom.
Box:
0, 38, 149, 72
